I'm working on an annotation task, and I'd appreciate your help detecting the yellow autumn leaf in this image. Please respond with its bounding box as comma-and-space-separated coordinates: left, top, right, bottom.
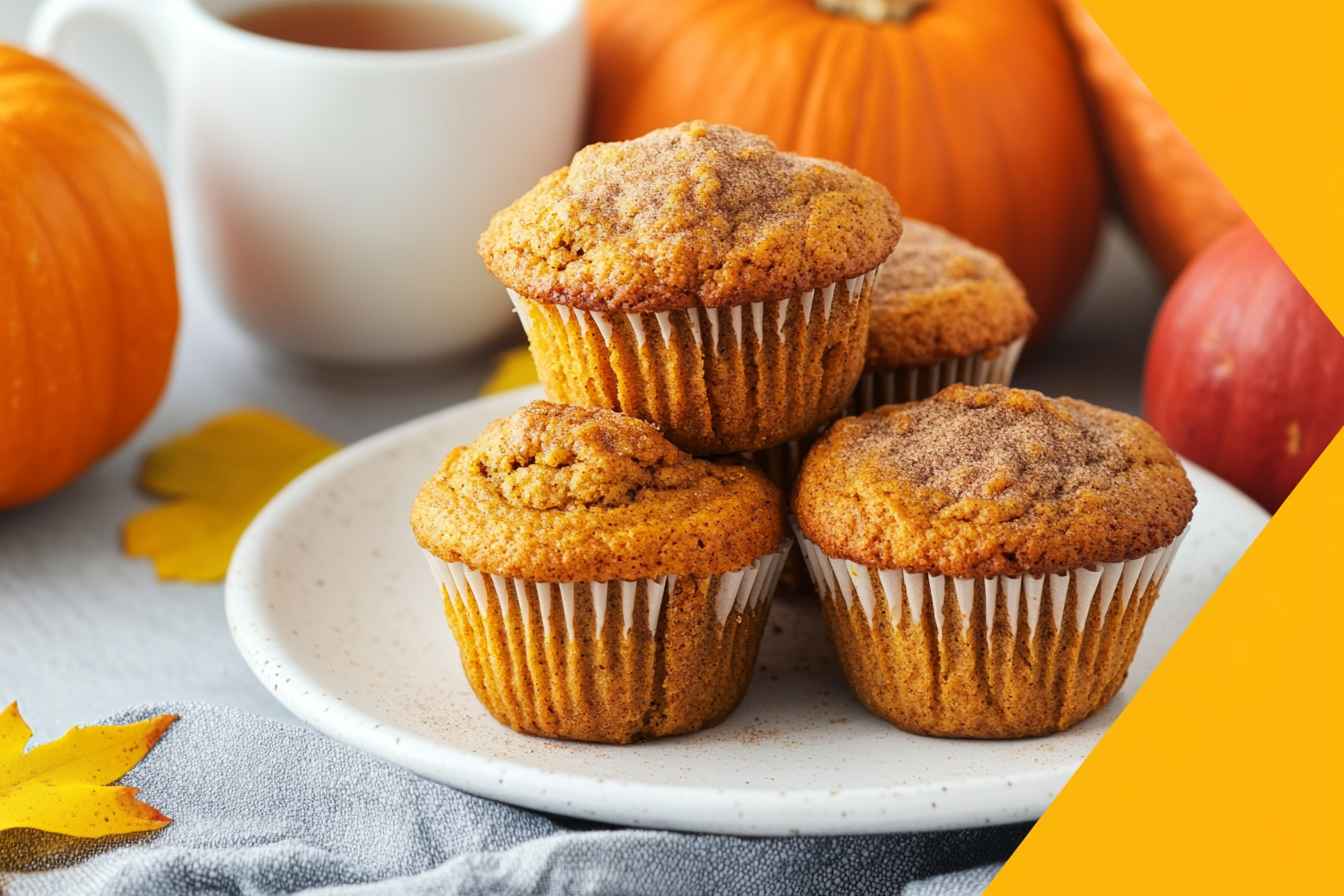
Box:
0, 703, 177, 838
124, 409, 341, 582
480, 347, 538, 395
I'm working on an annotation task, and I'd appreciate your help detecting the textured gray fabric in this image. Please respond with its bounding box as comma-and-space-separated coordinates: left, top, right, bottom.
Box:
903, 864, 1001, 895
0, 704, 1026, 895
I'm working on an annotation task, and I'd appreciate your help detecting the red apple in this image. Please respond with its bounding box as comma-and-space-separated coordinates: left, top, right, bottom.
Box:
1144, 223, 1344, 511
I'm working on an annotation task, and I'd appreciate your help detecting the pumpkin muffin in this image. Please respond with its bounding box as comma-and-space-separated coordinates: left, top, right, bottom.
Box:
854, 220, 1034, 412
793, 384, 1195, 738
479, 120, 903, 455
411, 401, 789, 744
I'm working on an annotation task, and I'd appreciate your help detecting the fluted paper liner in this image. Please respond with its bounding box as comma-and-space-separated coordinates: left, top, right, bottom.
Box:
423, 542, 790, 744
794, 525, 1188, 738
509, 267, 879, 455
850, 337, 1027, 414
740, 439, 810, 492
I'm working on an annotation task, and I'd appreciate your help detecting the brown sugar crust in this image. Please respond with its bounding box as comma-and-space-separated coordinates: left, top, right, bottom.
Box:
794, 385, 1195, 577
867, 220, 1035, 367
412, 401, 785, 581
478, 121, 902, 312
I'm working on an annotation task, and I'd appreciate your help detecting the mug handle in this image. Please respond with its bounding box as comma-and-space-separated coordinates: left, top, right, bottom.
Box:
28, 0, 179, 86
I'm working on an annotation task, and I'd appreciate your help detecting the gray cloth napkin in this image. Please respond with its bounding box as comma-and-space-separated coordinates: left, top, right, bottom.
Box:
0, 704, 1023, 895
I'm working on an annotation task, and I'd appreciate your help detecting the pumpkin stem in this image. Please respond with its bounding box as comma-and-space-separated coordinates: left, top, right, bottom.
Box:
816, 0, 929, 22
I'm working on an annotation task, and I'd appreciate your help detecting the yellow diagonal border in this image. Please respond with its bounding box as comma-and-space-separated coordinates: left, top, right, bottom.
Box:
989, 435, 1344, 891
1076, 1, 1343, 330
989, 3, 1344, 891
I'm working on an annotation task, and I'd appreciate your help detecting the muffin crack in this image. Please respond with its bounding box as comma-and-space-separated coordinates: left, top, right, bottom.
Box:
414, 401, 785, 583
479, 121, 901, 311
793, 384, 1196, 578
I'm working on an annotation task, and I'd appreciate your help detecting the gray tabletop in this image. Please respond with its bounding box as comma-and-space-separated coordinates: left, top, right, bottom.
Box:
0, 2, 1166, 742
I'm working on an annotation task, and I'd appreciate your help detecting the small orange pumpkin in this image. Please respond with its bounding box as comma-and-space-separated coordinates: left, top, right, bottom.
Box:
1057, 1, 1247, 279
0, 46, 178, 510
587, 0, 1104, 334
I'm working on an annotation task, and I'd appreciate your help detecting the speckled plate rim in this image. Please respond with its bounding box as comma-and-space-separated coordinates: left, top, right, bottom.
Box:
226, 385, 1268, 836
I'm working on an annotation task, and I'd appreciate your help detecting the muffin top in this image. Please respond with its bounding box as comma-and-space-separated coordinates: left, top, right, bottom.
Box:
794, 385, 1195, 577
412, 401, 785, 581
478, 121, 902, 313
867, 220, 1035, 367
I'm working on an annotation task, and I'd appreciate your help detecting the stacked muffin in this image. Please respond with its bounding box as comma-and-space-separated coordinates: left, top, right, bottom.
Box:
412, 121, 1195, 744
856, 219, 1035, 411
412, 402, 787, 743
478, 121, 900, 456
794, 385, 1194, 737
414, 122, 897, 744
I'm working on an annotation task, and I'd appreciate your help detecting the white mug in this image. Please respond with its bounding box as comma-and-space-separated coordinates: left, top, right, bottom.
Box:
30, 0, 585, 364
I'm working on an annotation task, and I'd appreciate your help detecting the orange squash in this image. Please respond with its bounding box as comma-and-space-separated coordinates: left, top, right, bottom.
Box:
0, 46, 178, 510
587, 0, 1104, 334
1057, 1, 1247, 279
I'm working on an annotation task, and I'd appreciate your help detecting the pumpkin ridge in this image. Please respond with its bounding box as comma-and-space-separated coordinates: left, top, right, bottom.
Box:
778, 8, 835, 155
844, 22, 880, 171
78, 114, 177, 448
794, 12, 853, 166
25, 167, 104, 477
52, 115, 146, 449
3, 161, 85, 501
1, 201, 51, 503
635, 0, 734, 129
733, 1, 815, 133
900, 25, 963, 227
12, 122, 121, 466
941, 40, 1025, 303
0, 193, 34, 502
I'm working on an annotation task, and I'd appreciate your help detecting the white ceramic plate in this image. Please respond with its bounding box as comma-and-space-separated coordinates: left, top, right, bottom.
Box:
227, 387, 1267, 835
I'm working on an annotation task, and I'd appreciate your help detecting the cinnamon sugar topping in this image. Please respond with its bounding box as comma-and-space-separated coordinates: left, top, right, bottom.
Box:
479, 121, 902, 311
794, 385, 1196, 577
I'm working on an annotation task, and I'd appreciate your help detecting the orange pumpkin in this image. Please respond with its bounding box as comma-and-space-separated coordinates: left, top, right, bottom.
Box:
1057, 1, 1247, 279
0, 46, 178, 510
587, 0, 1104, 334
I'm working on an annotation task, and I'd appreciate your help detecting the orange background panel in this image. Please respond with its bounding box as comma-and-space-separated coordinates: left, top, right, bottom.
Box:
988, 433, 1344, 891
988, 2, 1344, 890
1077, 1, 1342, 329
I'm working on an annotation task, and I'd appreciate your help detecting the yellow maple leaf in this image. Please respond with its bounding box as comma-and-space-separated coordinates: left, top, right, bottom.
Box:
0, 704, 177, 837
480, 347, 539, 395
124, 410, 341, 583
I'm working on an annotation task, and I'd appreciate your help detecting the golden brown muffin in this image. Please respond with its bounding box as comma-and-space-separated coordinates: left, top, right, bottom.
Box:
479, 121, 902, 455
853, 220, 1035, 411
793, 384, 1195, 738
412, 401, 790, 744
479, 121, 901, 311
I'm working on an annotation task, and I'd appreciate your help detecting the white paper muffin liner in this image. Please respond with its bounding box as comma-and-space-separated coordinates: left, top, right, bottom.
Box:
506, 265, 880, 455
423, 541, 792, 641
508, 270, 879, 354
423, 541, 791, 742
793, 525, 1187, 641
739, 439, 810, 492
850, 337, 1026, 413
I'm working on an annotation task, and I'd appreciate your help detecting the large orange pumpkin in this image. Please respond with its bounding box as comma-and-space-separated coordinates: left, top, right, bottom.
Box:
587, 0, 1104, 334
0, 46, 178, 510
1057, 1, 1247, 279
